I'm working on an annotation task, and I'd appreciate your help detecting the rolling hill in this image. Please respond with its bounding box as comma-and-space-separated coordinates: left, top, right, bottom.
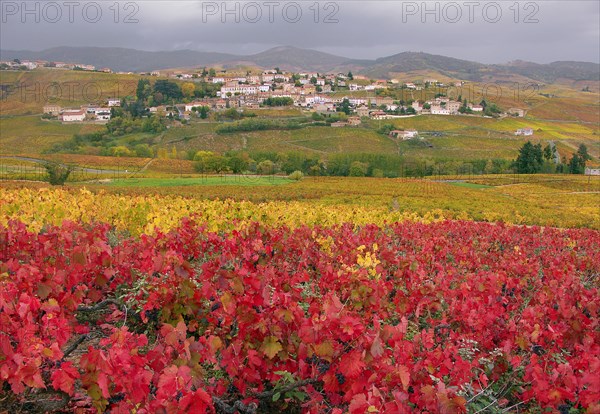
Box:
2, 46, 599, 83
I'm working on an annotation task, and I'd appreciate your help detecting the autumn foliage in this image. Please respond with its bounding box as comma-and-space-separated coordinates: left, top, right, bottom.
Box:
1, 219, 599, 413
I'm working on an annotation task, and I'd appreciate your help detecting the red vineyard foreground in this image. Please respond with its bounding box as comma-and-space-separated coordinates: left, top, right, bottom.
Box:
1, 219, 599, 413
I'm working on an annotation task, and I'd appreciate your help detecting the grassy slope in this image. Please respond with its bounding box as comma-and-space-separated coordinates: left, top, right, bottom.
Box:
1, 69, 598, 163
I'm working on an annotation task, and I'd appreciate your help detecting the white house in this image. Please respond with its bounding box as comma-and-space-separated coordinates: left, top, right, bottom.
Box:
220, 85, 258, 96
515, 128, 534, 136
470, 104, 484, 112
43, 104, 61, 115
349, 98, 366, 106
107, 98, 121, 107
585, 168, 600, 176
431, 106, 450, 115
61, 110, 86, 122
356, 106, 370, 117
184, 102, 210, 111
389, 130, 418, 140
95, 110, 111, 121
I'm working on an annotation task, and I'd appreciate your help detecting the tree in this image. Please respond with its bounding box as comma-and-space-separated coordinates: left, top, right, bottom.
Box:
181, 82, 196, 98
136, 79, 151, 102
198, 106, 209, 119
567, 144, 592, 174
209, 68, 216, 77
347, 71, 354, 80
577, 144, 591, 162
257, 160, 276, 175
543, 144, 553, 161
514, 141, 543, 173
43, 162, 73, 185
337, 98, 351, 115
227, 154, 250, 174
349, 161, 368, 177
568, 154, 585, 174
153, 80, 182, 101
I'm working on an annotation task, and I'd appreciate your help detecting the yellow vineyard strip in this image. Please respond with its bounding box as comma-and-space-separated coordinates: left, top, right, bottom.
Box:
0, 187, 450, 236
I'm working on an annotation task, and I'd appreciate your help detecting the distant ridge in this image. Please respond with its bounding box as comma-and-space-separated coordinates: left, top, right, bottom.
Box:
2, 46, 599, 82
0, 47, 236, 73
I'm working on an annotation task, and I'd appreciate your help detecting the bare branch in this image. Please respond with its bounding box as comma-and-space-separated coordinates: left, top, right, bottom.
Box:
77, 299, 124, 312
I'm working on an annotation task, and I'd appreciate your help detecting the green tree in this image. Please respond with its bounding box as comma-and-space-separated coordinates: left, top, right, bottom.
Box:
543, 144, 553, 161
349, 161, 368, 177
198, 106, 209, 119
514, 141, 543, 173
577, 144, 591, 162
567, 144, 592, 174
43, 162, 73, 185
257, 160, 276, 175
337, 98, 351, 115
153, 80, 182, 101
136, 78, 151, 102
347, 71, 354, 80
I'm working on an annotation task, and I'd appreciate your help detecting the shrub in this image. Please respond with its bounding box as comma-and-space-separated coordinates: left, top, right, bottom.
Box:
372, 168, 384, 178
43, 162, 73, 185
288, 170, 304, 181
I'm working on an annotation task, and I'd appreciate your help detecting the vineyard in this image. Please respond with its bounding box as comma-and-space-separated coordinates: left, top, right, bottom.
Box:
1, 185, 599, 413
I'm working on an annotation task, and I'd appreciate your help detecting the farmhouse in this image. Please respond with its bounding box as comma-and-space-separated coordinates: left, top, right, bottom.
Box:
430, 106, 450, 115
369, 111, 389, 120
412, 101, 423, 112
389, 130, 418, 140
347, 116, 361, 126
515, 128, 534, 136
356, 106, 370, 117
585, 168, 600, 176
446, 101, 461, 114
95, 110, 111, 121
470, 104, 484, 112
43, 104, 61, 116
61, 109, 86, 122
107, 98, 121, 107
185, 102, 210, 112
508, 108, 526, 117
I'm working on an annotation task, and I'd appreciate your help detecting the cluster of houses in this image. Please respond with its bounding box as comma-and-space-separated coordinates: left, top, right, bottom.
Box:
43, 98, 120, 122
1, 59, 114, 73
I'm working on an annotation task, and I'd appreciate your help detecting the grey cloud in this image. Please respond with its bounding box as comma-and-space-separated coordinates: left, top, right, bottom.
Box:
1, 1, 598, 63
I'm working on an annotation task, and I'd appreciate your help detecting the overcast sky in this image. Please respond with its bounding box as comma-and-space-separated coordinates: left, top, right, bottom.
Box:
1, 1, 599, 63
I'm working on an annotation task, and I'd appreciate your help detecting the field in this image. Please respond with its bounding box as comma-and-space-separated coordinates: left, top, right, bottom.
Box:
1, 67, 599, 413
1, 179, 599, 413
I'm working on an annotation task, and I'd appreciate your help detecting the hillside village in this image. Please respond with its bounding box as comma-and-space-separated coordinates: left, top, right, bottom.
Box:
33, 63, 530, 139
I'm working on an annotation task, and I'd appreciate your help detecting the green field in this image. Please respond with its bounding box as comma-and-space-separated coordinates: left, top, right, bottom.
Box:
105, 176, 293, 187
447, 181, 493, 189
